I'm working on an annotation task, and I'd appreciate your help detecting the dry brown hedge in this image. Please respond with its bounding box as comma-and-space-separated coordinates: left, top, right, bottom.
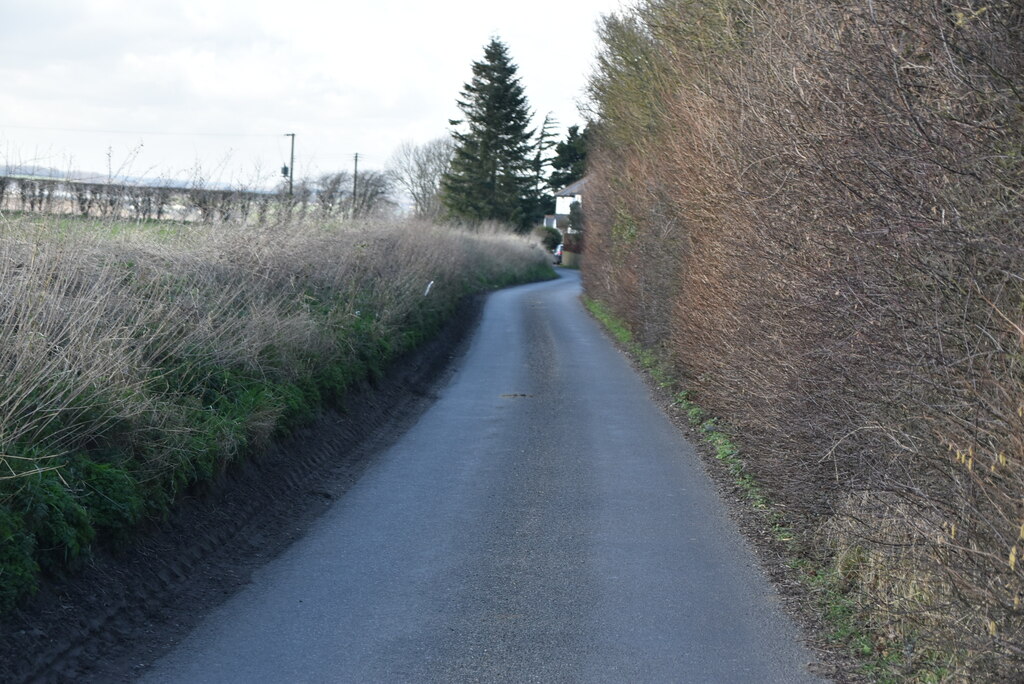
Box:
585, 0, 1024, 676
0, 213, 552, 612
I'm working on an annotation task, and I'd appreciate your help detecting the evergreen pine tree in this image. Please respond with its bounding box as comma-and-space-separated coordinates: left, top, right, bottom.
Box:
441, 38, 536, 231
528, 113, 559, 220
549, 124, 590, 191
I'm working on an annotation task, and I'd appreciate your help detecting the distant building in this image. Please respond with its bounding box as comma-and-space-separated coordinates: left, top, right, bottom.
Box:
543, 214, 569, 230
553, 177, 586, 233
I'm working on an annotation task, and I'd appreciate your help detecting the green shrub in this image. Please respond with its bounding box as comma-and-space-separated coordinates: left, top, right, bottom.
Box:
533, 225, 562, 251
0, 507, 38, 612
11, 471, 94, 575
70, 458, 144, 537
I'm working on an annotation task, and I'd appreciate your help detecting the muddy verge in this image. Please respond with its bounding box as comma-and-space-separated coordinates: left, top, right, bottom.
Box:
0, 296, 485, 684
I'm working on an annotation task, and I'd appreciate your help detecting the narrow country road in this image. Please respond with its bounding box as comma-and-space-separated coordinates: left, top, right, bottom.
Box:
140, 270, 821, 683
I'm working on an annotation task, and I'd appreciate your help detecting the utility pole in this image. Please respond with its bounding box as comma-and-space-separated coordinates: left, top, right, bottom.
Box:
350, 152, 359, 219
284, 133, 295, 196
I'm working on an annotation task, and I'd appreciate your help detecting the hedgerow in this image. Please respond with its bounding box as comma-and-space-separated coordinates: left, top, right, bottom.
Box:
0, 214, 553, 611
585, 1, 1024, 678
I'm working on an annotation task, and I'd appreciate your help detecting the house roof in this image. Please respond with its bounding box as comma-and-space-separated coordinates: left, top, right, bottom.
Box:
554, 176, 587, 197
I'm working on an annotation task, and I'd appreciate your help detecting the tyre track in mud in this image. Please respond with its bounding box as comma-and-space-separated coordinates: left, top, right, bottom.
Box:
0, 297, 484, 684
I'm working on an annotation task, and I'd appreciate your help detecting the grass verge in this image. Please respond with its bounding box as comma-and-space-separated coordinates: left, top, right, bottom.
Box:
0, 214, 554, 613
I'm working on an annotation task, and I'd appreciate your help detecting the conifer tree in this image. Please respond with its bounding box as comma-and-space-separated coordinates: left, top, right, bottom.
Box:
441, 38, 536, 231
549, 124, 590, 191
528, 113, 559, 219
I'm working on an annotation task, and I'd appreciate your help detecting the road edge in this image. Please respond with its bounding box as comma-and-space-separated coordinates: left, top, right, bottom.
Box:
0, 295, 487, 684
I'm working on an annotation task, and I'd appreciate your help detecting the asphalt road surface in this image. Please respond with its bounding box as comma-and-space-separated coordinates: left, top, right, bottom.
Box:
140, 270, 822, 683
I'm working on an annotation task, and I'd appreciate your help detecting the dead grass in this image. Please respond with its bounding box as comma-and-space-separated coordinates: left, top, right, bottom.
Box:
0, 211, 551, 610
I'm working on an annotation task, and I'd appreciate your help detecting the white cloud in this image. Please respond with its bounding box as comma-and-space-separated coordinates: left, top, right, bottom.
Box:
0, 0, 626, 184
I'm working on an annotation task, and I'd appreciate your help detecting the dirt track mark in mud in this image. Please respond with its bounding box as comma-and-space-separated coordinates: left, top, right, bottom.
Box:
0, 298, 484, 684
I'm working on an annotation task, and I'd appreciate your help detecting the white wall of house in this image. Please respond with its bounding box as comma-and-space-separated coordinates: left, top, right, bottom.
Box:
555, 194, 581, 215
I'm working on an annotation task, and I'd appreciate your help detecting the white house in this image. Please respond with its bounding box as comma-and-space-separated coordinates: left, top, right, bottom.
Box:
554, 177, 586, 216
547, 176, 587, 233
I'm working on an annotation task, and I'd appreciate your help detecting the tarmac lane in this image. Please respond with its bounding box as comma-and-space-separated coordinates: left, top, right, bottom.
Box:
139, 269, 823, 683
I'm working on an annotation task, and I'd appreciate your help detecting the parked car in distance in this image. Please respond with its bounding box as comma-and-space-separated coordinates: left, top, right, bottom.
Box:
553, 243, 563, 265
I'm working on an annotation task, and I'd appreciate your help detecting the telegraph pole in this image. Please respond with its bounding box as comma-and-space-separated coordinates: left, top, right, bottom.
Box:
284, 133, 295, 196
350, 152, 359, 219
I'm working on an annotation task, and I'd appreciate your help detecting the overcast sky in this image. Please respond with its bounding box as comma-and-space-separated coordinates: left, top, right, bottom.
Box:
0, 0, 627, 189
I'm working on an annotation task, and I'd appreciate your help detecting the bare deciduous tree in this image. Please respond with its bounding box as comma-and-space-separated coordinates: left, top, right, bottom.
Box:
315, 173, 348, 217
350, 170, 394, 219
386, 137, 454, 220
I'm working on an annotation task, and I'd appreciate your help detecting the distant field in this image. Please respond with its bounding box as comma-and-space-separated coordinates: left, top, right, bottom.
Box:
0, 175, 359, 224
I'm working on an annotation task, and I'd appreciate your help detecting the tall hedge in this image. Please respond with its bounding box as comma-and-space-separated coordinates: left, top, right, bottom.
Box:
585, 1, 1024, 676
